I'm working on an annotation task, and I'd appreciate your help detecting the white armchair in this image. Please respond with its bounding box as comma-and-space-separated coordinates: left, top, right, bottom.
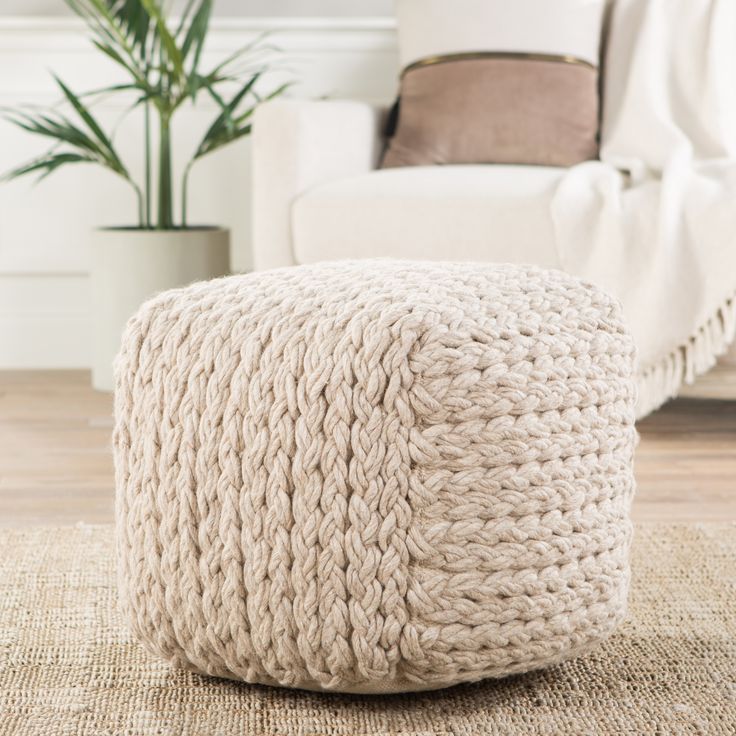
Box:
252, 100, 386, 271
252, 98, 569, 274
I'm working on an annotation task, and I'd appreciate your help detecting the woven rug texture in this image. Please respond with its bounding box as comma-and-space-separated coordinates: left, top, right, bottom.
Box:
0, 522, 734, 736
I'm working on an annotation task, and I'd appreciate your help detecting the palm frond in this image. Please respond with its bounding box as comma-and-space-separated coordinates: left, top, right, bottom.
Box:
4, 110, 104, 158
111, 0, 152, 56
193, 73, 261, 159
66, 0, 146, 77
181, 0, 211, 65
53, 75, 129, 176
91, 39, 147, 84
1, 151, 96, 184
138, 0, 183, 81
194, 80, 291, 161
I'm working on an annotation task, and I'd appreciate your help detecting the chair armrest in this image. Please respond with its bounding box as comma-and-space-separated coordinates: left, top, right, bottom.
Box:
252, 99, 387, 270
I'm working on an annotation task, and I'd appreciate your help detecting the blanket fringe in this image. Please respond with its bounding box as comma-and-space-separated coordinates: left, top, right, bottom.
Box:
636, 293, 736, 418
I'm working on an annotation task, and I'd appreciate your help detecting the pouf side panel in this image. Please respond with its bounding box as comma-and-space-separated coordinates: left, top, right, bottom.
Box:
114, 267, 433, 691
402, 271, 637, 688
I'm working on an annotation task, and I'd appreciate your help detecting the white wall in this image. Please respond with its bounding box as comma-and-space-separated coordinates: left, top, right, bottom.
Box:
0, 17, 398, 367
0, 1, 394, 16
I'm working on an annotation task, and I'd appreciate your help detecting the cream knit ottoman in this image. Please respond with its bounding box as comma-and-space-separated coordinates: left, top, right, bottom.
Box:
114, 260, 637, 693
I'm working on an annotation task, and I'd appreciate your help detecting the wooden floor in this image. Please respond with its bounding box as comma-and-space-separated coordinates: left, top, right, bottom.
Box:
1, 370, 734, 526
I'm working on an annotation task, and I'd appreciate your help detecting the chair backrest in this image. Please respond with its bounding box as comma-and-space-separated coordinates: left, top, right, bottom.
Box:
395, 0, 606, 71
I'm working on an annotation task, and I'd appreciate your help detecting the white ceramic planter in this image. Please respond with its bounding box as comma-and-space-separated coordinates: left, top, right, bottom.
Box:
90, 227, 230, 391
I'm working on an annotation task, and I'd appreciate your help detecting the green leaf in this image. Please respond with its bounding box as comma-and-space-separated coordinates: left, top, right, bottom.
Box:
91, 38, 142, 80
1, 151, 95, 184
3, 101, 130, 188
113, 0, 152, 56
198, 123, 252, 158
195, 73, 261, 156
53, 75, 128, 175
3, 110, 101, 157
193, 79, 290, 160
182, 0, 212, 95
139, 0, 184, 81
204, 83, 228, 110
80, 81, 148, 100
65, 0, 147, 79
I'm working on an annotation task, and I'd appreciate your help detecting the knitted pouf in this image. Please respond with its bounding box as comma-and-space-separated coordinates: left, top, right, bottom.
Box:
114, 260, 637, 694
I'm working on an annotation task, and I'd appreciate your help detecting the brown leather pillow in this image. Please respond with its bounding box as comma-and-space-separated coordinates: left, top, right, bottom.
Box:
382, 53, 600, 169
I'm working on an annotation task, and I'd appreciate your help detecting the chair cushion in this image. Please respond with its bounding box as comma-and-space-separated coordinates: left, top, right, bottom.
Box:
114, 260, 637, 694
292, 165, 565, 266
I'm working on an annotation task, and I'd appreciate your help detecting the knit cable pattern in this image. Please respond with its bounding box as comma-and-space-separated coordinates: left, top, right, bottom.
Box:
114, 260, 637, 693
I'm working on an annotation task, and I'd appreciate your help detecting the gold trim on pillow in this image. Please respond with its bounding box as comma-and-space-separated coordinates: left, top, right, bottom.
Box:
402, 51, 597, 77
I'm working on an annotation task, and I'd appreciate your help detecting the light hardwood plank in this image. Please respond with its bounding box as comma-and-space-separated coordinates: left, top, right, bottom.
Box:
0, 371, 115, 526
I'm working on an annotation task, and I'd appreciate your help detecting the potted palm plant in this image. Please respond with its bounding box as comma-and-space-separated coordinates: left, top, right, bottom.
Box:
3, 0, 287, 390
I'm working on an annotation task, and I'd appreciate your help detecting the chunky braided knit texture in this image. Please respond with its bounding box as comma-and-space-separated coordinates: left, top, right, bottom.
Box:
114, 260, 637, 693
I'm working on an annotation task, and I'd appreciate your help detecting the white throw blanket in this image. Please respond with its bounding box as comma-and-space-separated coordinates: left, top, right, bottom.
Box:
551, 0, 736, 417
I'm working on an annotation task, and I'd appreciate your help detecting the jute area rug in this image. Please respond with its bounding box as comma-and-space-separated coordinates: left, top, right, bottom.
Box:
1, 523, 734, 736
